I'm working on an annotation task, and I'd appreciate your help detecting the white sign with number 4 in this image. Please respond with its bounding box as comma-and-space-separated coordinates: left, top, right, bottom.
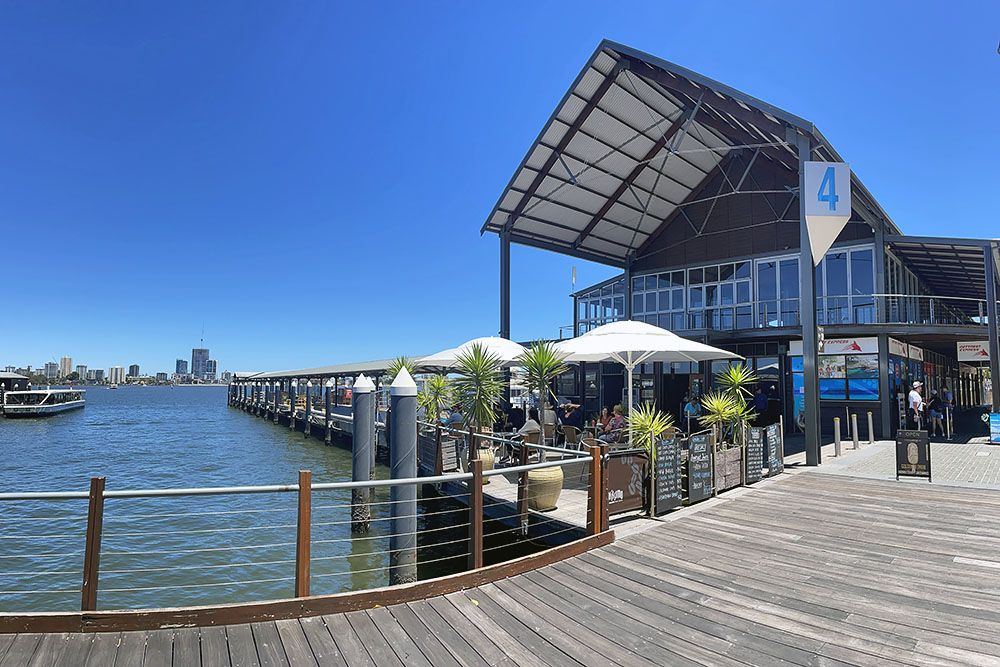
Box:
803, 161, 851, 266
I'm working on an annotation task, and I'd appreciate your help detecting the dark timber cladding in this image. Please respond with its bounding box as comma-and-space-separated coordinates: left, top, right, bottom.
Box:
9, 473, 1000, 665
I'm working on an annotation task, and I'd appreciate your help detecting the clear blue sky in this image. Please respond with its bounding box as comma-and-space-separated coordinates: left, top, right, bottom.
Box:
1, 2, 997, 374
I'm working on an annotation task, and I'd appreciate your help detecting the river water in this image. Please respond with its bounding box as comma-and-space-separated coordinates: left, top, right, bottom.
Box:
0, 386, 529, 612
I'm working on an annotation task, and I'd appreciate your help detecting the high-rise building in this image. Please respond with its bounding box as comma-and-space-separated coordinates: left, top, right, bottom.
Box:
221, 371, 232, 383
59, 356, 73, 378
76, 364, 87, 380
175, 359, 189, 375
45, 362, 59, 381
128, 364, 140, 378
205, 359, 218, 381
108, 366, 126, 384
93, 369, 105, 382
155, 372, 168, 382
191, 348, 210, 379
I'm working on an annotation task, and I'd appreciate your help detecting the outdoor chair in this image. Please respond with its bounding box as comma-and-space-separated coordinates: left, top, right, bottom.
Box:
561, 425, 580, 450
542, 422, 556, 450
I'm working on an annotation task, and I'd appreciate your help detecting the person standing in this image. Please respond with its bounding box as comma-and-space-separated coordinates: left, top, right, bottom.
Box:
940, 382, 954, 439
926, 390, 945, 438
908, 381, 924, 430
752, 388, 769, 425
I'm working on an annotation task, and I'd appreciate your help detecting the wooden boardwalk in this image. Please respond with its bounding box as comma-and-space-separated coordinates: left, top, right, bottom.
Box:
5, 470, 1000, 666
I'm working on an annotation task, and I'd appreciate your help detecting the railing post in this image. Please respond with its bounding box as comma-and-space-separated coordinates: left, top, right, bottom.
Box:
468, 427, 479, 463
81, 476, 106, 612
289, 380, 298, 430
851, 413, 860, 450
468, 459, 484, 570
867, 411, 875, 445
295, 470, 312, 598
833, 417, 842, 457
352, 375, 375, 534
587, 444, 603, 535
304, 381, 313, 436
599, 444, 609, 531
517, 440, 529, 536
435, 424, 443, 476
273, 381, 281, 424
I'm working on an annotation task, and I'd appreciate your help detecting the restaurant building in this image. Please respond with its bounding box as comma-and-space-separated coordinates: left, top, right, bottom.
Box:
483, 41, 999, 461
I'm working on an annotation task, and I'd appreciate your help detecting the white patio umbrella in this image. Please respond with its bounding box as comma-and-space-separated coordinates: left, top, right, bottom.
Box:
417, 336, 527, 370
556, 320, 741, 441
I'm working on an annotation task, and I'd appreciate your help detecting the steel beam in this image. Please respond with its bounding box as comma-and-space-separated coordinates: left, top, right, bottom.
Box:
500, 230, 511, 339
795, 131, 821, 466
985, 245, 1000, 411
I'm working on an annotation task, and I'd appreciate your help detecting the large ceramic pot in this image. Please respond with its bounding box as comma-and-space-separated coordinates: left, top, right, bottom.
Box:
527, 466, 563, 511
477, 448, 495, 485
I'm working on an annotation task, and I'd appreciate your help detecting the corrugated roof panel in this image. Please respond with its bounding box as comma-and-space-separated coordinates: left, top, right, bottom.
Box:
539, 119, 569, 149
573, 66, 613, 101
525, 144, 552, 171
516, 217, 580, 243
556, 94, 586, 124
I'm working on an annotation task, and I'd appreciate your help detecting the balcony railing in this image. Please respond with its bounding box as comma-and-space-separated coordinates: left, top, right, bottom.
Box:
575, 294, 997, 336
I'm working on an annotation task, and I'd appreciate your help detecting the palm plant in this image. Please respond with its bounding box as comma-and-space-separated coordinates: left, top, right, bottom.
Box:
517, 341, 568, 419
452, 343, 504, 430
628, 403, 675, 457
715, 364, 758, 404
386, 356, 418, 384
417, 374, 451, 424
698, 390, 738, 440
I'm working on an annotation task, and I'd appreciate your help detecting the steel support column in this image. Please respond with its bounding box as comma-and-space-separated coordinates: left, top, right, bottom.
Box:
796, 132, 821, 465
624, 262, 633, 320
500, 230, 511, 340
874, 221, 887, 325
877, 334, 892, 439
985, 245, 1000, 412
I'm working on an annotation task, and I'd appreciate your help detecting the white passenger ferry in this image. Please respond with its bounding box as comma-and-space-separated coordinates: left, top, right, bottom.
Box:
2, 388, 86, 417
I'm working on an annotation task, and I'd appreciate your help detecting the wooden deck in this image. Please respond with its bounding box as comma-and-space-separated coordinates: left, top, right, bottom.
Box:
5, 470, 1000, 666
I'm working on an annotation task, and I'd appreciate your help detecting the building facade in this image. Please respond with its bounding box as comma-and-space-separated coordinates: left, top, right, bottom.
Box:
108, 366, 126, 384
191, 348, 210, 379
128, 364, 140, 378
76, 364, 87, 380
176, 359, 189, 375
484, 41, 999, 460
59, 356, 73, 379
44, 362, 59, 382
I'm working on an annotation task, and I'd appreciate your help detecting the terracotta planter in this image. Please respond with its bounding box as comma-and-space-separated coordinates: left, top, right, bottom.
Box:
527, 466, 563, 511
477, 448, 495, 485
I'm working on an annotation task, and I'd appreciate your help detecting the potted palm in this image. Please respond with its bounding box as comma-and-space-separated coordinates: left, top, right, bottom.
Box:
629, 402, 675, 458
452, 343, 504, 479
417, 374, 450, 424
700, 363, 758, 492
516, 341, 568, 511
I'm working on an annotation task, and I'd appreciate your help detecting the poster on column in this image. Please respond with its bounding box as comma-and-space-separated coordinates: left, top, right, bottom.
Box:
804, 162, 852, 265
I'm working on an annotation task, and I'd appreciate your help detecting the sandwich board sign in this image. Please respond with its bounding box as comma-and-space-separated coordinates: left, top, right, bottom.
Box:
895, 429, 931, 481
804, 162, 852, 266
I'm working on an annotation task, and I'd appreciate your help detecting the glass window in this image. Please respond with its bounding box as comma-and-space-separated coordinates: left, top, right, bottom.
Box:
613, 296, 624, 316
826, 251, 848, 295
658, 273, 671, 289
672, 271, 685, 286
632, 277, 643, 292
736, 281, 750, 304
644, 276, 657, 291
657, 291, 670, 312
720, 283, 734, 306
632, 294, 643, 314
689, 268, 703, 284
779, 259, 799, 298
612, 280, 625, 295
705, 266, 719, 283
851, 249, 874, 296
719, 264, 735, 281
757, 261, 776, 300
705, 285, 718, 307
689, 287, 703, 309
735, 261, 751, 279
645, 292, 657, 312
672, 288, 684, 310
601, 285, 612, 298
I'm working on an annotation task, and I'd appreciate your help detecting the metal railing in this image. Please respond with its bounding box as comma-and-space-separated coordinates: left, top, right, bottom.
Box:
0, 446, 603, 614
873, 294, 995, 327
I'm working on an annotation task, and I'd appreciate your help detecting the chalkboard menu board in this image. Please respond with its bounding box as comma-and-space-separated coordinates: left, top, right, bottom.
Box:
654, 435, 683, 515
686, 432, 714, 504
895, 429, 931, 481
745, 427, 764, 484
766, 423, 783, 476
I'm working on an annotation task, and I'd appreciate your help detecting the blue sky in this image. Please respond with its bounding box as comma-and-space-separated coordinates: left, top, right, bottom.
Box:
1, 1, 997, 374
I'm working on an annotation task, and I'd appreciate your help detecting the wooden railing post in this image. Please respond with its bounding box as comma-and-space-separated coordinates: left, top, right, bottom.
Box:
468, 427, 479, 462
599, 444, 609, 532
587, 445, 602, 535
295, 470, 312, 597
81, 476, 106, 611
516, 440, 529, 535
468, 459, 484, 570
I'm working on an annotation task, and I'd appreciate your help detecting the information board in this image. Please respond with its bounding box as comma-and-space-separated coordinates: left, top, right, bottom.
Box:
654, 436, 683, 515
766, 423, 783, 476
895, 429, 931, 481
745, 427, 764, 484
991, 413, 1000, 445
606, 449, 648, 516
686, 432, 714, 504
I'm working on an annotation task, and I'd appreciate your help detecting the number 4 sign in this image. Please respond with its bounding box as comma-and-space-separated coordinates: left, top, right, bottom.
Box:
803, 161, 852, 266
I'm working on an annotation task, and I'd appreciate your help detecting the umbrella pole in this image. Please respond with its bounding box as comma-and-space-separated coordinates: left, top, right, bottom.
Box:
627, 363, 634, 445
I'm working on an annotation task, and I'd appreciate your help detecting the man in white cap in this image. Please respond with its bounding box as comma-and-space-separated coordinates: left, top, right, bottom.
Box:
908, 381, 924, 430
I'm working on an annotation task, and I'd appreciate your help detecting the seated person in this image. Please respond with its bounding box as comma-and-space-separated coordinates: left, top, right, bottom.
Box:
443, 404, 464, 427
560, 402, 583, 429
507, 405, 526, 430
518, 407, 541, 436
598, 405, 625, 443
542, 401, 558, 428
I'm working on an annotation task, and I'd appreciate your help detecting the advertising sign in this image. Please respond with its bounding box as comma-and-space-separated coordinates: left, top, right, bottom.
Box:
606, 448, 648, 516
895, 429, 931, 481
908, 346, 924, 362
766, 423, 784, 476
686, 432, 714, 503
653, 436, 682, 515
788, 337, 876, 357
888, 337, 908, 358
803, 161, 852, 265
958, 341, 991, 363
991, 414, 1000, 445
745, 427, 764, 484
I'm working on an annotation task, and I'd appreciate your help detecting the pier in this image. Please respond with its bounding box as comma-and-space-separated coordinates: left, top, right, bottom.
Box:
4, 470, 1000, 666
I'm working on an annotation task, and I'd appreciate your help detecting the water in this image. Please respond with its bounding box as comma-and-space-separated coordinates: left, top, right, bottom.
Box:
0, 386, 518, 612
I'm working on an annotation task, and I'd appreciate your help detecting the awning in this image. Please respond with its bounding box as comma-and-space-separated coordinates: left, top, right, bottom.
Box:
886, 235, 999, 304
481, 40, 897, 267
234, 357, 422, 381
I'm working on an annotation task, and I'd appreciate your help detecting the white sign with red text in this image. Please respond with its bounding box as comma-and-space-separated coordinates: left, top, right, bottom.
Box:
958, 341, 991, 362
788, 337, 877, 356
888, 337, 908, 358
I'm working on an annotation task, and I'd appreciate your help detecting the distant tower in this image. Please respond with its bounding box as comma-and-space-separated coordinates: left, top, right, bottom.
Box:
59, 356, 73, 379
128, 364, 140, 378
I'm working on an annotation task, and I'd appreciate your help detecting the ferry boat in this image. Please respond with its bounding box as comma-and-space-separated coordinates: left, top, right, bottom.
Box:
2, 388, 86, 417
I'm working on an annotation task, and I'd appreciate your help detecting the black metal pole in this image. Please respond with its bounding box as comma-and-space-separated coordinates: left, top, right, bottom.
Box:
795, 130, 821, 465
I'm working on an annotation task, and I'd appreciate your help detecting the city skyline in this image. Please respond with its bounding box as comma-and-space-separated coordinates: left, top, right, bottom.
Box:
2, 345, 228, 382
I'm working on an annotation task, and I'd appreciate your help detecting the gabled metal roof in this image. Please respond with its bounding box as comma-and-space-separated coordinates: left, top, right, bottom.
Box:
887, 235, 1000, 303
481, 40, 898, 267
